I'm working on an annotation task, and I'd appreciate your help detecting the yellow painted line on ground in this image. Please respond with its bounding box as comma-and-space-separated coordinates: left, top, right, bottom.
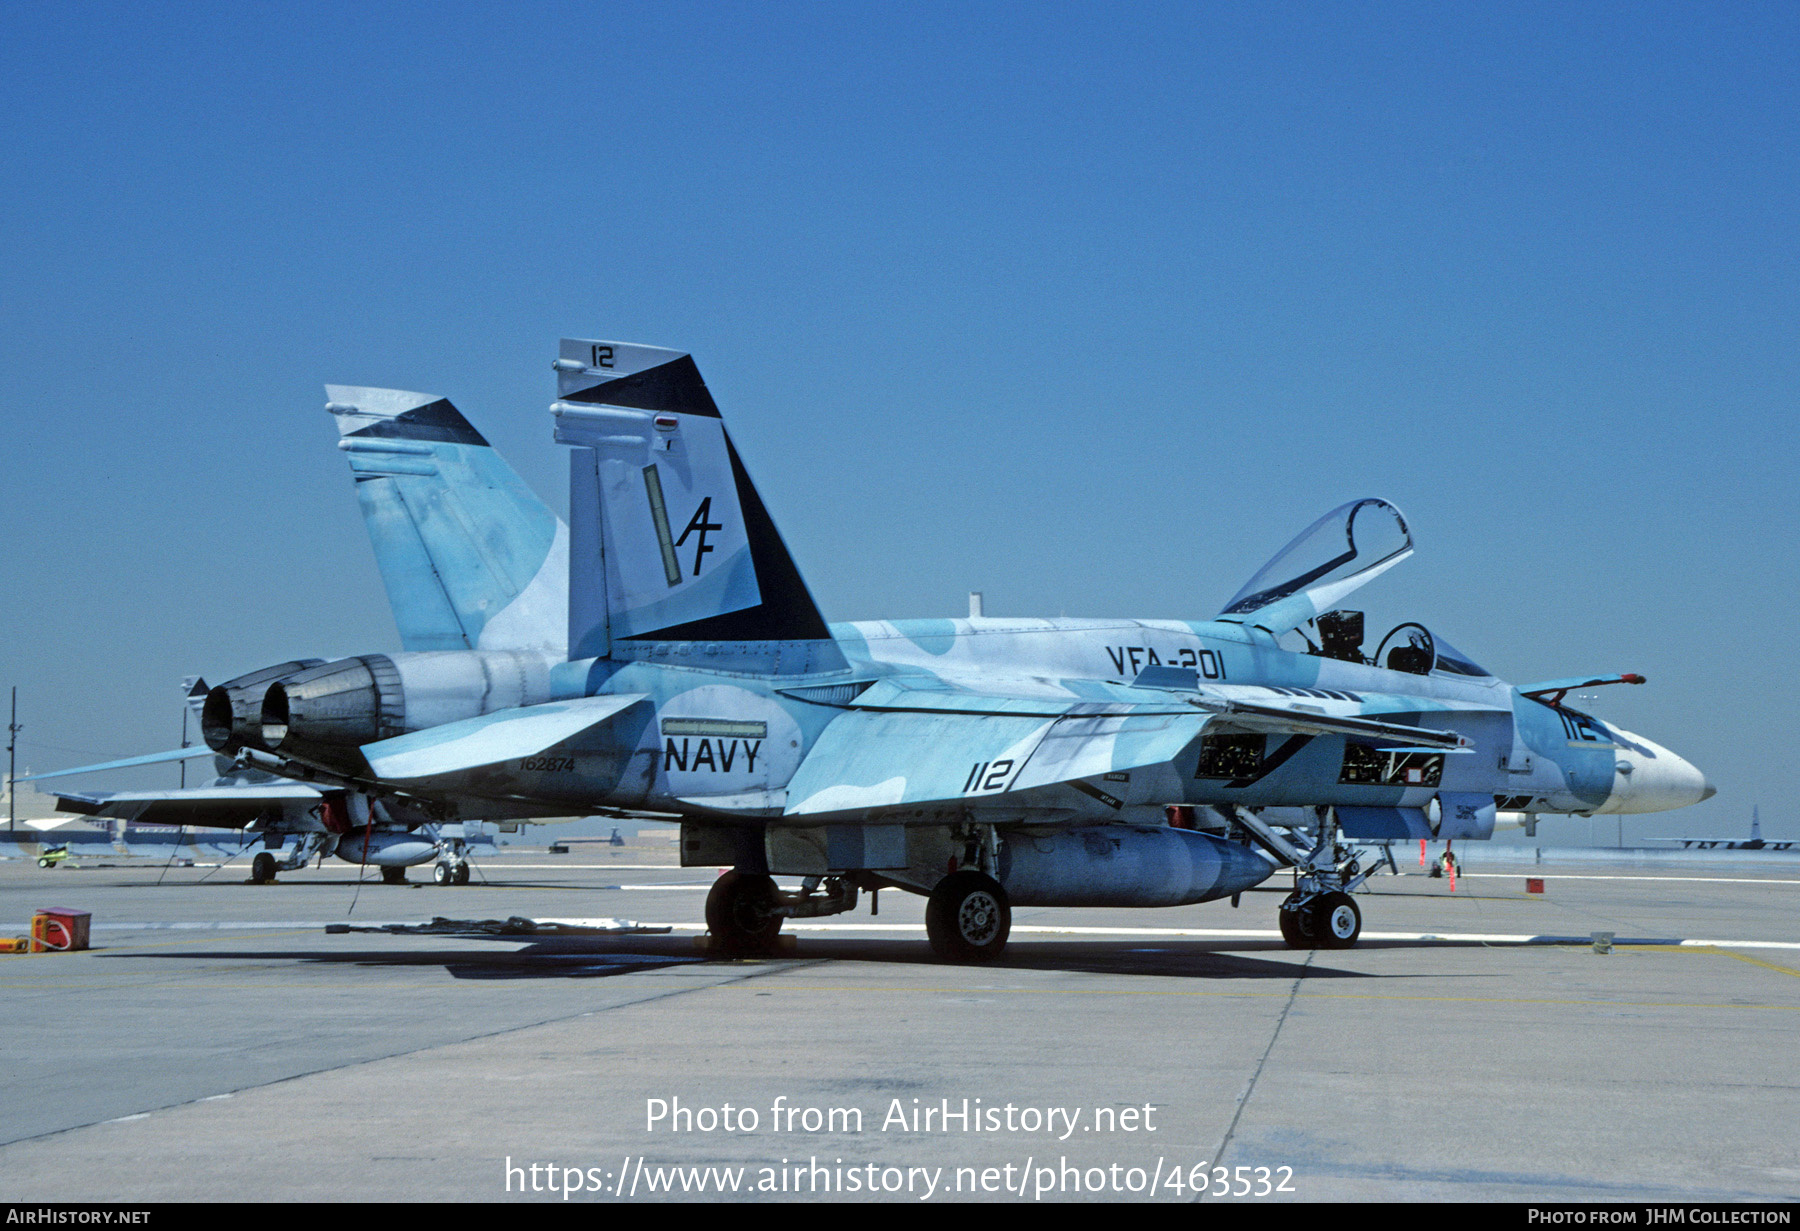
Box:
0, 981, 464, 991
1654, 944, 1800, 979
0, 929, 322, 957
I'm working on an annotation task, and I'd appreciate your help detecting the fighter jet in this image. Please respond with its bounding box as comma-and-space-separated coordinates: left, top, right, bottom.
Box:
43, 340, 1714, 956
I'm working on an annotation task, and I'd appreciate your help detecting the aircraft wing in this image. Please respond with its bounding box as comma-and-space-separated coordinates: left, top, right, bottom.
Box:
784, 702, 1201, 819
54, 783, 323, 828
20, 745, 220, 782
781, 676, 1468, 820
1194, 699, 1471, 750
852, 675, 1471, 747
847, 677, 1194, 717
1125, 666, 1473, 749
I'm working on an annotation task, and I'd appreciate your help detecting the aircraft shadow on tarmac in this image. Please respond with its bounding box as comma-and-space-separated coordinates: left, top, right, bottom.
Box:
88, 935, 1479, 982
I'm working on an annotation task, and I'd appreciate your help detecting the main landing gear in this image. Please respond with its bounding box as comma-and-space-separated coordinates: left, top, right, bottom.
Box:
703, 868, 1016, 965
705, 870, 785, 955
925, 871, 1011, 963
247, 834, 331, 884
704, 869, 864, 956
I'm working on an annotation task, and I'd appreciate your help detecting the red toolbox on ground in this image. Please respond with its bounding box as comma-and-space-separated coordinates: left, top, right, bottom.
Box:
31, 907, 91, 952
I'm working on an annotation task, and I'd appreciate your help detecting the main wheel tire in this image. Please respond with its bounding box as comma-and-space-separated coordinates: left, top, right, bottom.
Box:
381, 866, 407, 885
704, 870, 783, 955
251, 852, 277, 884
37, 857, 52, 869
452, 864, 470, 886
433, 861, 453, 885
925, 871, 1011, 963
1309, 891, 1362, 949
1278, 906, 1313, 948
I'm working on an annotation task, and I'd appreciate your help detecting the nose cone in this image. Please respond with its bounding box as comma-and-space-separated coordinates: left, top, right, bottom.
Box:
1600, 729, 1712, 814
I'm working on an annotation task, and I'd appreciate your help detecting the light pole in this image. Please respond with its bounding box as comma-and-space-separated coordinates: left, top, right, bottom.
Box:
7, 687, 19, 833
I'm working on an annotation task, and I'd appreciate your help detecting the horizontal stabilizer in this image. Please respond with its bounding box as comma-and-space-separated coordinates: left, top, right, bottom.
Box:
361, 694, 648, 780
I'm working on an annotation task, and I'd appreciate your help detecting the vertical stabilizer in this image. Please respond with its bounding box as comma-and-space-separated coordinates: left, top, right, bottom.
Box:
327, 386, 567, 655
550, 340, 845, 674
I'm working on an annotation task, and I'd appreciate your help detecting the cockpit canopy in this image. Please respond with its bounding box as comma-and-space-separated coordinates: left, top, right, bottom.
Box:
1217, 498, 1413, 634
1215, 498, 1495, 682
1365, 623, 1493, 679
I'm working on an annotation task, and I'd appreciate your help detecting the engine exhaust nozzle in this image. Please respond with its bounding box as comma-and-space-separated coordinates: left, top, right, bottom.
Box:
200, 659, 326, 753
261, 655, 404, 752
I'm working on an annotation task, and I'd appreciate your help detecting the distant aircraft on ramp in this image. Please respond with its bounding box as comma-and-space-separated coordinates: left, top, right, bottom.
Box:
1652, 806, 1789, 851
32, 385, 574, 886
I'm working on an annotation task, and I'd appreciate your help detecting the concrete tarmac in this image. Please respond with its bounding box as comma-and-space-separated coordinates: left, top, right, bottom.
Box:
1, 845, 1796, 1203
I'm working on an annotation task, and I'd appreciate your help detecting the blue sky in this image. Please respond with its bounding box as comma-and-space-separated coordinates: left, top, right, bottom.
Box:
2, 2, 1793, 839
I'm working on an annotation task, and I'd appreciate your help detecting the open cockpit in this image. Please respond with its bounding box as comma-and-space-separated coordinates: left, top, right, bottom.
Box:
1216, 496, 1493, 681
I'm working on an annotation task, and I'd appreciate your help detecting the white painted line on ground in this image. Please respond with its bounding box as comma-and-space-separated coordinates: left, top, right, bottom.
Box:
1462, 872, 1800, 886
43, 919, 1800, 952
638, 922, 1800, 950
254, 863, 700, 872
488, 864, 699, 871
83, 921, 416, 930
72, 917, 671, 931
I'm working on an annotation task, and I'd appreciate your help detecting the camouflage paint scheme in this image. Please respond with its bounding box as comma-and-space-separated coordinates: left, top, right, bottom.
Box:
44, 339, 1711, 941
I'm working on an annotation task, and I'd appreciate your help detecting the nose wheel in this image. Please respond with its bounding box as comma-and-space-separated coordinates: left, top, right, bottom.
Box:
1279, 890, 1361, 950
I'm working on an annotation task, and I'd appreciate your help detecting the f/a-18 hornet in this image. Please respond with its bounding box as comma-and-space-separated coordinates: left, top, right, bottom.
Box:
59, 339, 1716, 959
